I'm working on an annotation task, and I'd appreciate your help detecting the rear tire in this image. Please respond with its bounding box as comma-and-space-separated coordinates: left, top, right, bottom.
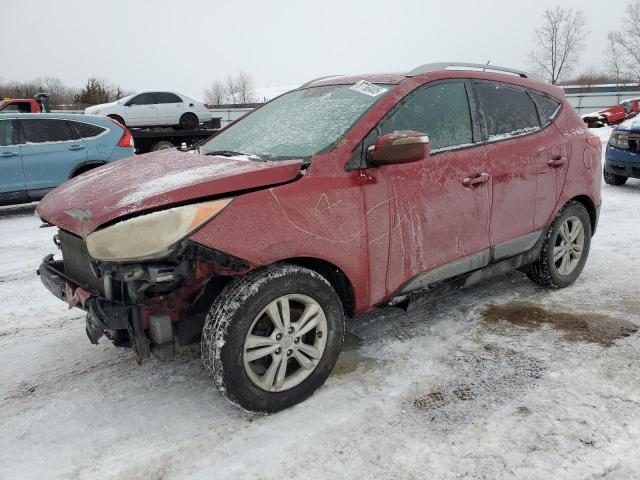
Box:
526, 201, 592, 289
201, 264, 345, 413
107, 114, 125, 126
603, 168, 628, 186
179, 113, 199, 130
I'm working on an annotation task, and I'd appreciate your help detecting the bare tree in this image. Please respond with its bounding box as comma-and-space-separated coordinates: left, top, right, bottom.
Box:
205, 71, 257, 105
605, 32, 626, 86
236, 71, 255, 103
225, 75, 239, 104
204, 80, 226, 105
528, 7, 587, 85
35, 77, 64, 106
607, 1, 640, 83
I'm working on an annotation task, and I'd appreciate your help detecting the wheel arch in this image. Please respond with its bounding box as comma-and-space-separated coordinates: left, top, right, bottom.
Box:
281, 257, 356, 318
569, 194, 598, 235
69, 161, 107, 178
180, 111, 198, 121
106, 114, 125, 125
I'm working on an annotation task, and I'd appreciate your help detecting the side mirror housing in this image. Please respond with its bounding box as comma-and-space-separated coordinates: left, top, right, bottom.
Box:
367, 130, 431, 167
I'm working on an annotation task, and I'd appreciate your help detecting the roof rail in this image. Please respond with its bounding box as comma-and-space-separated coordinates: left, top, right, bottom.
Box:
300, 75, 343, 87
407, 62, 537, 80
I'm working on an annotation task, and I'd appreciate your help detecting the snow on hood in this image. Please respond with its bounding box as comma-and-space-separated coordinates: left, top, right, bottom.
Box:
37, 149, 303, 238
617, 116, 640, 131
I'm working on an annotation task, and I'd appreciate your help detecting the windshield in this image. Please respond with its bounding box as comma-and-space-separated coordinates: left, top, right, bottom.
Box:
199, 83, 393, 160
117, 93, 135, 103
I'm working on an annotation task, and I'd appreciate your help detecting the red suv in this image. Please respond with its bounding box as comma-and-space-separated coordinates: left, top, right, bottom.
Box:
37, 63, 602, 412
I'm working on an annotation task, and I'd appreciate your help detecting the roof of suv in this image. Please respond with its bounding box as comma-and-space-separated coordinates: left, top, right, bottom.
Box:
0, 113, 115, 123
304, 62, 561, 98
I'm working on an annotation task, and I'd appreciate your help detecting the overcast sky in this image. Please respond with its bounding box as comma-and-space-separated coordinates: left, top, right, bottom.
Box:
3, 0, 617, 97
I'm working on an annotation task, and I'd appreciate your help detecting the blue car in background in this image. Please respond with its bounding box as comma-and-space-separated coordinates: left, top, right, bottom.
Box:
604, 118, 640, 186
0, 113, 134, 205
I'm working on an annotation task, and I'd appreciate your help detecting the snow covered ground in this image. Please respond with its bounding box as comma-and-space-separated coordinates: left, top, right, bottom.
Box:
1, 128, 639, 479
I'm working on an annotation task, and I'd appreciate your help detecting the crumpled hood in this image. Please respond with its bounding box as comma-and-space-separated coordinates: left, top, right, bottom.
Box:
37, 149, 303, 238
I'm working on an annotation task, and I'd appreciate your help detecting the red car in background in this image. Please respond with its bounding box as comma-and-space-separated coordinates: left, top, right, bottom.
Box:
583, 97, 640, 128
37, 63, 602, 413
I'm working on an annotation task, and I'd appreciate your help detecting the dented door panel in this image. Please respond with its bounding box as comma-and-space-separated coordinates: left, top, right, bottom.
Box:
377, 145, 492, 296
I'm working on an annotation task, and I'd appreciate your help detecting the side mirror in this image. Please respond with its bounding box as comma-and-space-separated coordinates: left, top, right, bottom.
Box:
367, 130, 431, 167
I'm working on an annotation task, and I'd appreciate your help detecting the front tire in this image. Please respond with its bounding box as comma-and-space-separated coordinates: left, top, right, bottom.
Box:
527, 201, 592, 289
202, 264, 345, 413
603, 168, 628, 186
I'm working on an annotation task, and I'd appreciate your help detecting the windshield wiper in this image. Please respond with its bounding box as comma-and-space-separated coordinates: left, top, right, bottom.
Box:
203, 150, 262, 160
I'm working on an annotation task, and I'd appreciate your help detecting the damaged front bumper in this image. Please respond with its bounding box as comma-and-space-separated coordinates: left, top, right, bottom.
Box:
37, 239, 251, 360
38, 254, 153, 357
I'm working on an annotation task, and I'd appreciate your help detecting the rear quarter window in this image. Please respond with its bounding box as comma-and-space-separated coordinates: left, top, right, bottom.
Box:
70, 121, 106, 138
529, 92, 561, 126
475, 82, 541, 140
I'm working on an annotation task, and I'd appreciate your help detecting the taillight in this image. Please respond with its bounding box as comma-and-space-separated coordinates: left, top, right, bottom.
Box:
203, 103, 210, 109
587, 135, 602, 150
107, 117, 134, 148
118, 127, 134, 148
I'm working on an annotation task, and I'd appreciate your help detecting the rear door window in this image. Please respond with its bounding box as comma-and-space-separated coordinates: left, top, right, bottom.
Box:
69, 121, 106, 138
0, 120, 17, 146
529, 92, 562, 126
156, 92, 182, 103
474, 82, 541, 140
377, 81, 474, 151
22, 119, 79, 143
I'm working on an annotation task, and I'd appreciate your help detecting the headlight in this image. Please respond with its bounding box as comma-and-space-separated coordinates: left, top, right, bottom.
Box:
91, 110, 101, 116
86, 198, 232, 261
610, 132, 630, 150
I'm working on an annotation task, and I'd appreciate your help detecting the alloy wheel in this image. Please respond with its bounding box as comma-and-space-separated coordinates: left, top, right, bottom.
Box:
553, 215, 585, 276
242, 294, 328, 392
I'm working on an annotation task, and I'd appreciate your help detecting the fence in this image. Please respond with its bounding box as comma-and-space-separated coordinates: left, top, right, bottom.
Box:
564, 90, 640, 116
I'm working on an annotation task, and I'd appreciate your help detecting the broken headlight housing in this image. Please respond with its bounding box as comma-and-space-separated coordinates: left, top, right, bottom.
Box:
86, 199, 232, 262
609, 131, 630, 150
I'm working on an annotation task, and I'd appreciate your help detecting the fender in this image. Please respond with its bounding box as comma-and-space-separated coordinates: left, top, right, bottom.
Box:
69, 161, 107, 179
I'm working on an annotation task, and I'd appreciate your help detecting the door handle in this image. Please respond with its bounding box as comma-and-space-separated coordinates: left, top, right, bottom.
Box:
463, 172, 490, 187
68, 144, 85, 151
0, 151, 18, 157
548, 157, 567, 167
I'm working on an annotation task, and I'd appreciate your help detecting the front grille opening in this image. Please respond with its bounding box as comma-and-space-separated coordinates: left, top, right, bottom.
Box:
58, 230, 105, 294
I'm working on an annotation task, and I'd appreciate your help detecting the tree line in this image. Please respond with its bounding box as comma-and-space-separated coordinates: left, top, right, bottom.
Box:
529, 1, 640, 86
1, 70, 259, 109
204, 71, 257, 105
0, 76, 129, 109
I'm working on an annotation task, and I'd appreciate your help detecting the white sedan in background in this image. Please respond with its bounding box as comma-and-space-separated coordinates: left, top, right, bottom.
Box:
84, 90, 212, 129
